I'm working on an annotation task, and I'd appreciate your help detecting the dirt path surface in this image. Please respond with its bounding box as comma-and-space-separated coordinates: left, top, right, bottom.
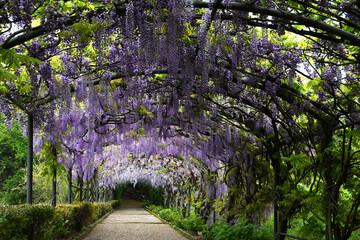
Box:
83, 198, 187, 240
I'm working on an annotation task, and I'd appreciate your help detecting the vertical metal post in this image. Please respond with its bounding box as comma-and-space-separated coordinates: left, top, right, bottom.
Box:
79, 178, 83, 202
68, 167, 72, 203
52, 166, 57, 207
273, 153, 280, 240
26, 114, 33, 204
52, 147, 57, 207
86, 180, 89, 202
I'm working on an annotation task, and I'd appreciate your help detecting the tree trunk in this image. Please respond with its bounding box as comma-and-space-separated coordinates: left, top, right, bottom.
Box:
52, 164, 57, 207
52, 147, 57, 207
26, 114, 33, 204
68, 167, 72, 203
79, 178, 83, 202
266, 135, 287, 240
86, 180, 89, 202
271, 148, 290, 240
245, 155, 255, 223
187, 187, 191, 217
273, 155, 279, 240
321, 123, 336, 240
226, 167, 239, 224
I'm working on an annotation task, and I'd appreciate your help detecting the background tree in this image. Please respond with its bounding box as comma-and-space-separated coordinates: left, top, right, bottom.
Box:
0, 118, 27, 204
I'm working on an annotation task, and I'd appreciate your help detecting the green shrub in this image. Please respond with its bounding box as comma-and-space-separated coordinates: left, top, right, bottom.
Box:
56, 202, 95, 233
148, 204, 156, 211
288, 215, 325, 240
109, 199, 122, 209
142, 200, 151, 208
55, 203, 82, 233
96, 202, 112, 219
48, 212, 69, 239
350, 229, 360, 240
158, 208, 173, 221
56, 200, 118, 235
178, 212, 206, 233
0, 204, 64, 240
148, 204, 163, 213
0, 200, 120, 240
76, 202, 96, 227
159, 208, 183, 223
203, 221, 273, 240
149, 206, 206, 235
150, 187, 163, 205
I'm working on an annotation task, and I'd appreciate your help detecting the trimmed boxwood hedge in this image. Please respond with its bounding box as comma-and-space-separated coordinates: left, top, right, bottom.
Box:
0, 200, 121, 240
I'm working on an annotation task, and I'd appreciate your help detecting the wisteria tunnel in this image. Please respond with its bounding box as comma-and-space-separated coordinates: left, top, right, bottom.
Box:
1, 1, 360, 240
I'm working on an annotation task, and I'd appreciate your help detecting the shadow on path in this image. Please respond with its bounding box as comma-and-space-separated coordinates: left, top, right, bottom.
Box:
120, 197, 143, 208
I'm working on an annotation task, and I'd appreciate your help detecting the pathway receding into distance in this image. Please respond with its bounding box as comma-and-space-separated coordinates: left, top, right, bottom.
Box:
83, 198, 187, 240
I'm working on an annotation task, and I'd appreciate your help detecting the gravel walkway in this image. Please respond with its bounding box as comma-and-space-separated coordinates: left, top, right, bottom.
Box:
83, 198, 187, 240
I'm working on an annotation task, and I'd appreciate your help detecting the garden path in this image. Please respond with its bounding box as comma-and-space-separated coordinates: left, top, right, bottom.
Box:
82, 198, 187, 240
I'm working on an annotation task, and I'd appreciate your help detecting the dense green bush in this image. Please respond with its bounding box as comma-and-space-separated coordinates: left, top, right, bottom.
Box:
287, 215, 325, 240
113, 184, 127, 200
159, 208, 183, 223
148, 205, 206, 235
109, 199, 122, 209
55, 202, 95, 233
202, 221, 273, 240
150, 187, 163, 205
177, 212, 205, 232
148, 204, 163, 213
56, 200, 121, 234
0, 204, 64, 240
142, 200, 151, 208
148, 204, 271, 238
0, 118, 27, 205
96, 202, 113, 218
0, 200, 121, 239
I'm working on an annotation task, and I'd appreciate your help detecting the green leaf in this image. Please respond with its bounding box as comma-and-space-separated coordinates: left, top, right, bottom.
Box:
74, 0, 86, 8
64, 1, 73, 10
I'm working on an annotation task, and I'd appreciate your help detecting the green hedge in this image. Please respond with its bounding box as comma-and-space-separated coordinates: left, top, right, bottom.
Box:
0, 200, 121, 240
148, 204, 163, 213
202, 222, 273, 240
148, 205, 205, 234
148, 205, 272, 239
0, 204, 65, 240
149, 187, 163, 205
